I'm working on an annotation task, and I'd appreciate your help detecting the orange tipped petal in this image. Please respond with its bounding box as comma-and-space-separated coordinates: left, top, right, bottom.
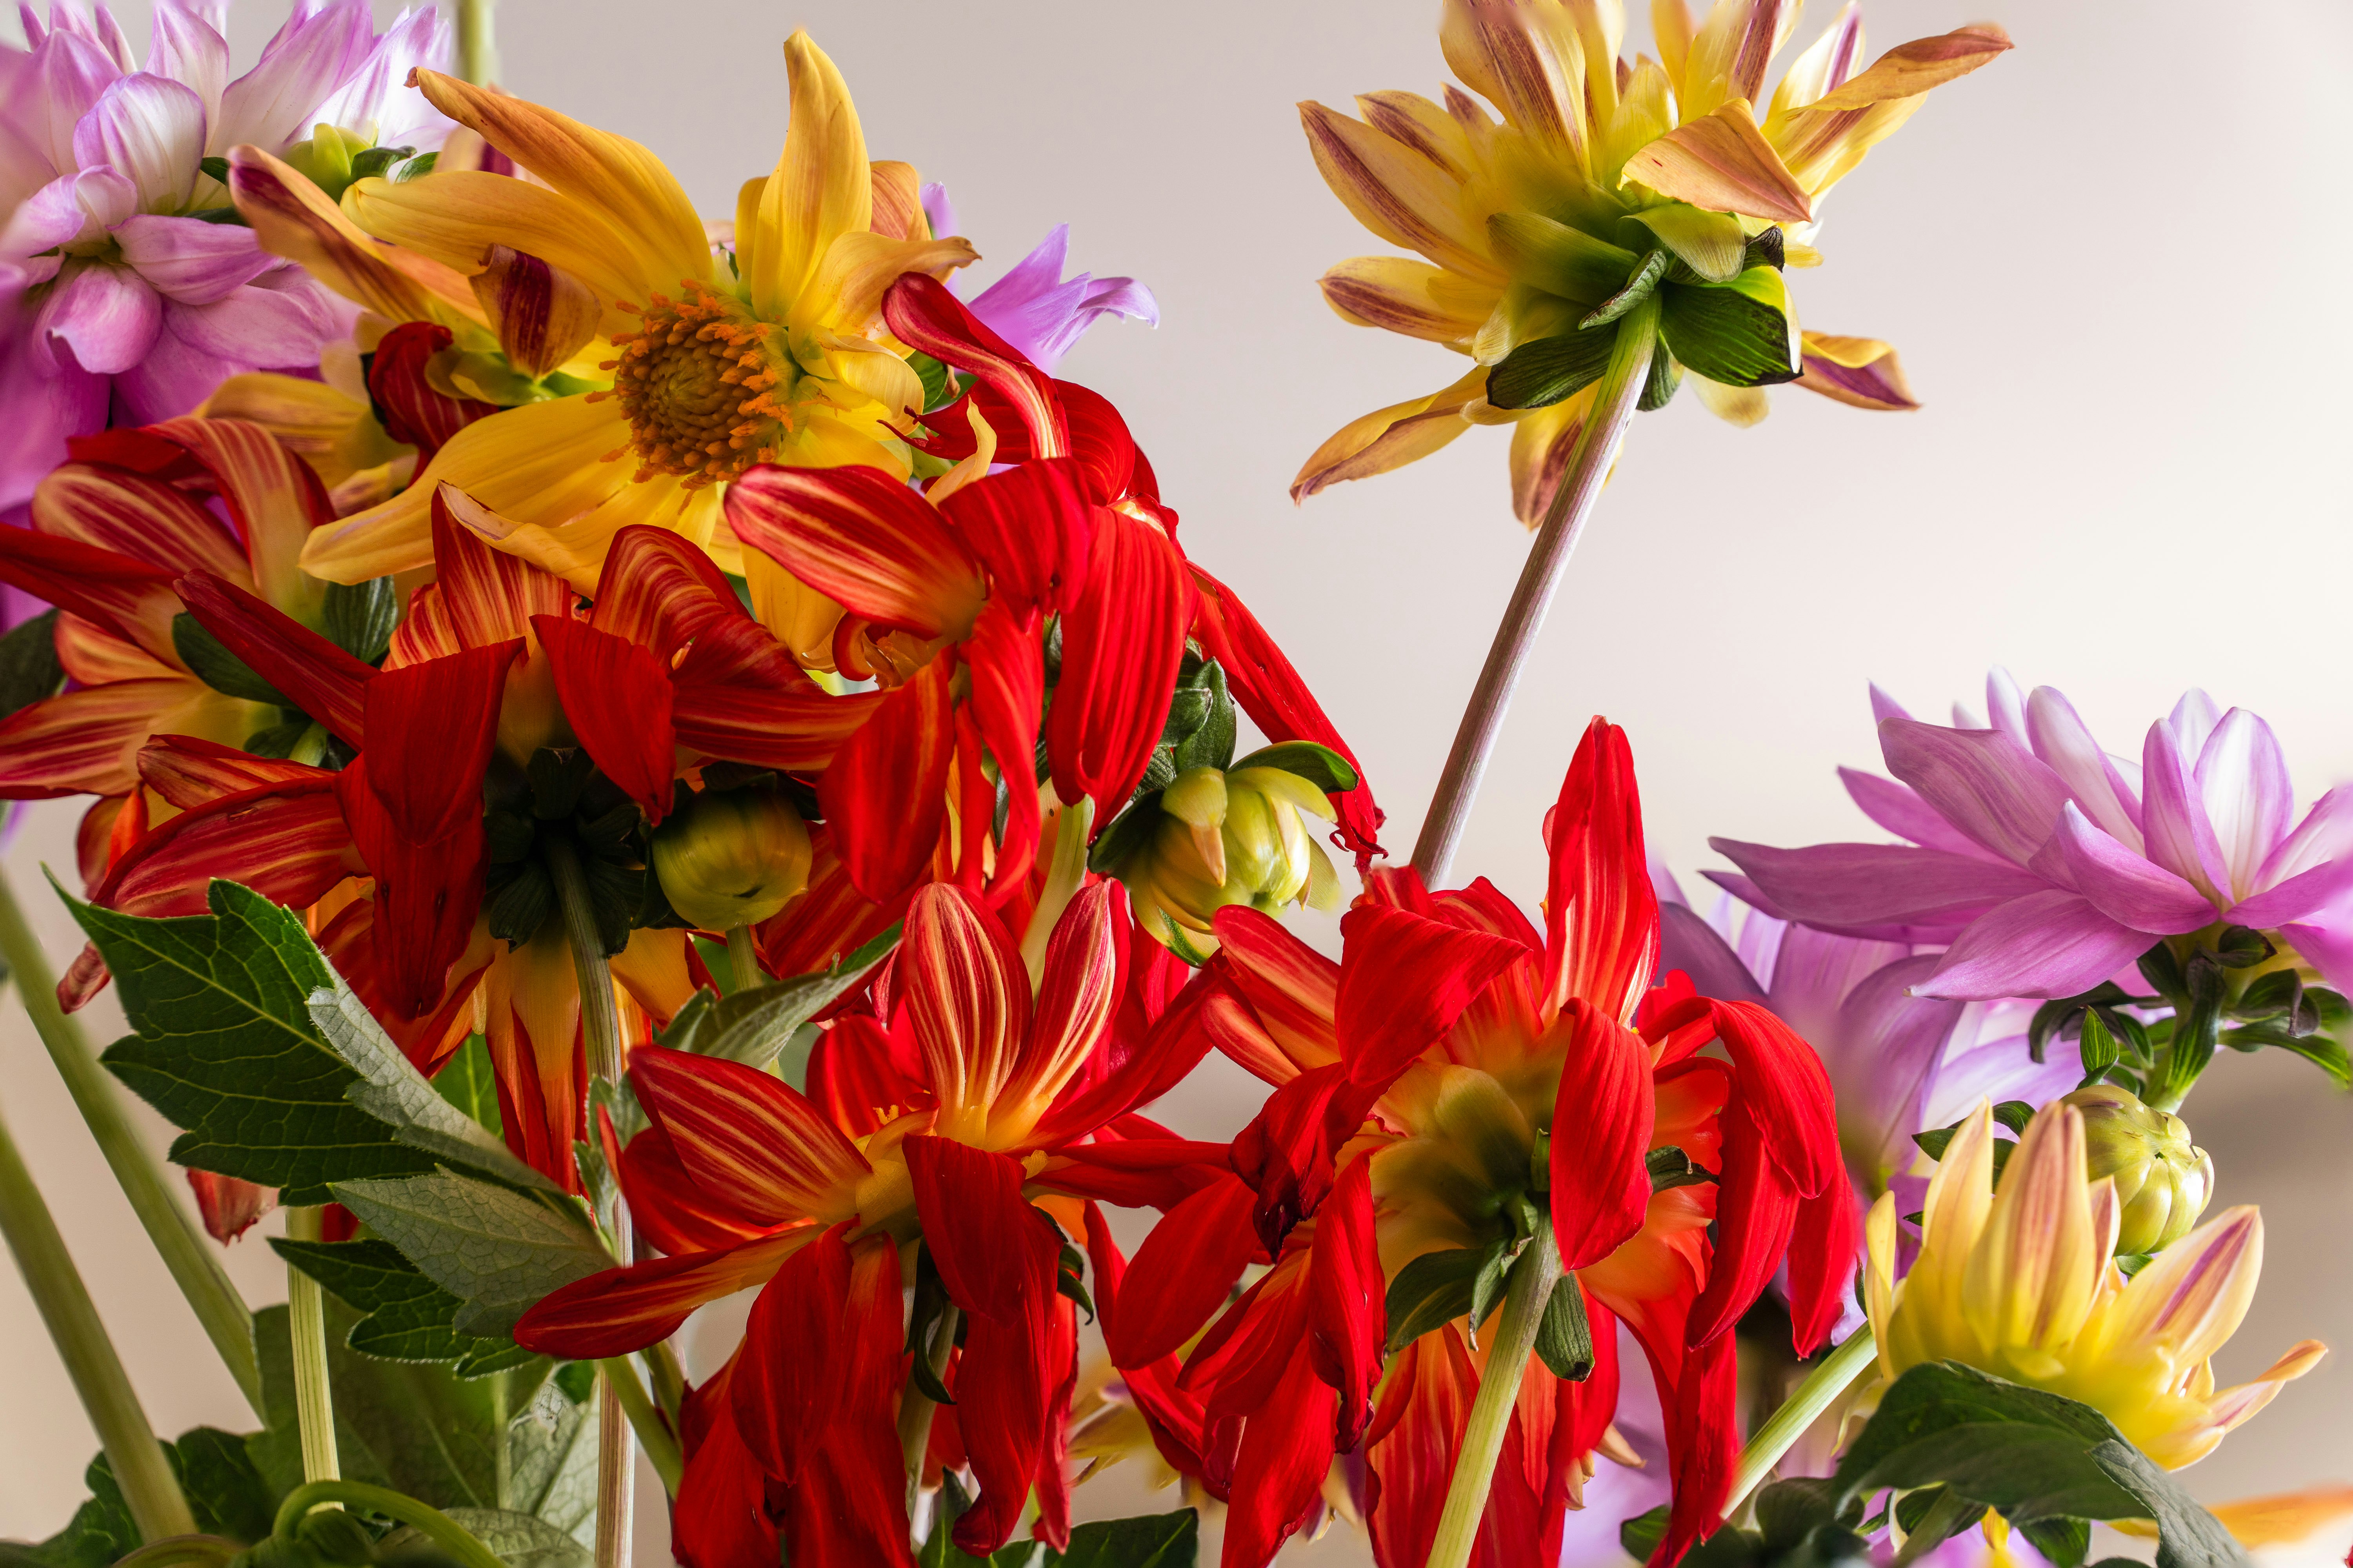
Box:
1620, 99, 1813, 223
1807, 24, 2013, 112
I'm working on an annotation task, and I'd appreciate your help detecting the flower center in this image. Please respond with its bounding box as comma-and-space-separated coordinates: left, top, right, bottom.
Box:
604, 280, 798, 487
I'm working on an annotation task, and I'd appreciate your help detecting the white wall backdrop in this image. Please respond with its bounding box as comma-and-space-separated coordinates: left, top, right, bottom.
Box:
5, 0, 2352, 1562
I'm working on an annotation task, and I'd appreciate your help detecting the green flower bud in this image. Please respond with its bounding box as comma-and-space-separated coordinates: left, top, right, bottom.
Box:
651, 787, 811, 931
1107, 765, 1342, 958
2063, 1083, 2215, 1256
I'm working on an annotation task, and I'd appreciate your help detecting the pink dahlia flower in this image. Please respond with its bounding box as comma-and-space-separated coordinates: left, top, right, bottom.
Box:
0, 0, 453, 509
1711, 672, 2353, 1001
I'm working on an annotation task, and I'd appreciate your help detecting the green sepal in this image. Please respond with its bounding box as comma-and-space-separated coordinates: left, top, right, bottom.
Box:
346, 144, 416, 182
173, 611, 291, 704
1484, 211, 1641, 306
1579, 247, 1671, 328
1055, 1242, 1096, 1323
1485, 325, 1618, 411
1620, 203, 1749, 282
1382, 1244, 1489, 1353
1465, 1240, 1515, 1342
200, 155, 233, 185
1229, 741, 1360, 795
1088, 795, 1166, 876
386, 151, 439, 184
1531, 1272, 1594, 1380
1658, 266, 1801, 387
322, 576, 399, 665
0, 607, 65, 721
1169, 660, 1237, 775
1639, 344, 1685, 411
1647, 1144, 1715, 1191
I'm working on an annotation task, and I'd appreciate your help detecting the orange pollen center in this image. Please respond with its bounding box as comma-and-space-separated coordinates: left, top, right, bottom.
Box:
598, 278, 796, 487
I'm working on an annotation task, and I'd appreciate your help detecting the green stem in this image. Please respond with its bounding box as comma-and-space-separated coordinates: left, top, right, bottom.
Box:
284, 1207, 340, 1486
1427, 1227, 1564, 1568
1721, 1328, 1878, 1519
106, 1537, 240, 1568
724, 923, 763, 994
454, 0, 496, 85
598, 1355, 683, 1496
0, 1085, 195, 1541
646, 1340, 687, 1434
1409, 296, 1660, 886
896, 1301, 960, 1516
544, 836, 633, 1568
0, 858, 263, 1417
1018, 793, 1093, 988
274, 1482, 504, 1568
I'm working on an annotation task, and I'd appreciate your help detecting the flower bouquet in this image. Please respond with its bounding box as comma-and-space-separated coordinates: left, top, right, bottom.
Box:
0, 4, 2344, 1568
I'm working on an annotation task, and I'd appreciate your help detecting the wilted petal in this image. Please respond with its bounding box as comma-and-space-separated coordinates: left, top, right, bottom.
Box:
1292, 367, 1487, 501
1804, 24, 2013, 110
1914, 892, 2150, 1001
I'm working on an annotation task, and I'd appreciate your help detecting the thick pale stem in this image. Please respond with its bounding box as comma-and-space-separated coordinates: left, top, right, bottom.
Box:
0, 858, 263, 1417
0, 1083, 196, 1541
285, 1206, 340, 1486
1722, 1328, 1878, 1519
897, 1301, 961, 1517
276, 1482, 506, 1568
1020, 793, 1093, 988
455, 0, 496, 85
724, 923, 763, 993
599, 1354, 684, 1496
1410, 299, 1660, 887
1427, 1228, 1564, 1568
544, 836, 634, 1568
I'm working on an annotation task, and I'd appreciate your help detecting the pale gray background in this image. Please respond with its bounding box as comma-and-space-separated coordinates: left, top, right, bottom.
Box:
4, 0, 2350, 1562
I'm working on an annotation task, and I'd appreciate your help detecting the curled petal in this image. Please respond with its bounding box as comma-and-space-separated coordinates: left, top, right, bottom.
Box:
1796, 332, 1917, 410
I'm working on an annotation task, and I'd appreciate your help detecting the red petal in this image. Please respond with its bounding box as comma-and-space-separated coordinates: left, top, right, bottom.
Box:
1029, 1135, 1231, 1211
1043, 508, 1192, 818
1207, 908, 1344, 1078
174, 570, 375, 746
91, 776, 357, 919
1544, 718, 1660, 1024
513, 1228, 813, 1358
1547, 1000, 1657, 1270
1648, 1324, 1738, 1568
815, 654, 954, 901
1550, 1286, 1621, 1490
1305, 1155, 1385, 1448
806, 1012, 932, 1137
1004, 880, 1126, 1119
670, 1362, 777, 1568
731, 1223, 853, 1481
1787, 1175, 1860, 1357
1220, 1347, 1340, 1568
358, 643, 515, 844
402, 485, 574, 657
1080, 1204, 1215, 1482
727, 463, 984, 638
1053, 381, 1139, 505
963, 601, 1045, 901
1335, 903, 1527, 1084
0, 678, 209, 800
884, 274, 1067, 458
186, 1170, 275, 1243
366, 322, 495, 458
936, 457, 1091, 614
1708, 999, 1842, 1196
31, 460, 246, 583
1682, 1108, 1800, 1349
1189, 564, 1386, 869
618, 1122, 780, 1256
775, 1236, 916, 1567
903, 1134, 1048, 1324
1025, 957, 1218, 1151
901, 883, 1032, 1123
0, 522, 182, 664
667, 615, 879, 772
755, 825, 904, 979
533, 616, 676, 821
587, 524, 746, 657
631, 1045, 871, 1220
1367, 1326, 1477, 1568
145, 415, 336, 589
1229, 1061, 1384, 1253
137, 734, 325, 810
1105, 1171, 1258, 1367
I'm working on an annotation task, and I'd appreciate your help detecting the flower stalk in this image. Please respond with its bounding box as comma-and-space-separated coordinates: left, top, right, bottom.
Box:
598, 1354, 684, 1496
544, 834, 635, 1568
1427, 1223, 1564, 1568
455, 0, 496, 86
897, 1301, 961, 1516
284, 1206, 341, 1486
0, 1081, 196, 1541
1722, 1329, 1878, 1520
1411, 300, 1660, 885
0, 855, 264, 1418
724, 923, 763, 994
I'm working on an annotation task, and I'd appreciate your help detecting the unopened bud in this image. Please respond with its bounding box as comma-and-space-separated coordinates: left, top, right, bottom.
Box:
1104, 765, 1340, 958
651, 787, 811, 930
2063, 1083, 2214, 1256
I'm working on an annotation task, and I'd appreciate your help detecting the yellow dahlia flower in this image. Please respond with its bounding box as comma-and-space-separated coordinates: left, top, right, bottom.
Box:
296, 31, 975, 590
1864, 1101, 2325, 1470
1294, 0, 2009, 522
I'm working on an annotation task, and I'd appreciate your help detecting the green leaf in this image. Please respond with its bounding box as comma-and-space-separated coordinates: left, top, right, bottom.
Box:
387, 151, 438, 183
389, 1511, 589, 1568
1485, 325, 1618, 411
1056, 1508, 1199, 1566
273, 1237, 535, 1373
16, 1425, 286, 1568
1753, 1478, 1843, 1552
1621, 1505, 1670, 1563
75, 879, 438, 1204
435, 1036, 503, 1132
309, 974, 564, 1195
1382, 1245, 1487, 1353
2089, 1441, 2247, 1568
910, 352, 974, 416
1639, 344, 1685, 411
1229, 741, 1359, 795
1647, 1145, 1714, 1192
0, 607, 64, 722
333, 1169, 612, 1338
2020, 1514, 2092, 1568
172, 611, 290, 704
1169, 661, 1236, 775
1532, 1272, 1593, 1380
504, 1377, 600, 1548
1579, 247, 1671, 328
1621, 203, 1749, 281
1466, 1239, 1515, 1340
200, 155, 232, 184
322, 576, 399, 664
1657, 267, 1801, 388
660, 921, 900, 1072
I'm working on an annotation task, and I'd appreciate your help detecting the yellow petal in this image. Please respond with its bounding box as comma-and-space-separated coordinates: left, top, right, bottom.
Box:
1353, 90, 1474, 180
2202, 1486, 2353, 1550
458, 466, 716, 596
1796, 331, 1918, 411
1297, 101, 1501, 283
1808, 24, 2012, 112
1507, 386, 1594, 527
1438, 0, 1587, 162
228, 145, 480, 325
409, 70, 708, 296
867, 160, 929, 240
805, 230, 979, 337
2101, 1206, 2264, 1368
1679, 0, 1805, 120
344, 171, 656, 339
1689, 372, 1770, 426
816, 332, 926, 423
1765, 9, 1867, 122
1773, 93, 1927, 201
1864, 1190, 1900, 1379
468, 244, 605, 380
199, 372, 401, 489
1651, 0, 1695, 93
1909, 1101, 1997, 1318
300, 395, 632, 583
745, 548, 846, 670
1291, 366, 1490, 501
1620, 98, 1813, 224
1318, 256, 1492, 343
756, 32, 875, 320
1962, 1107, 2099, 1355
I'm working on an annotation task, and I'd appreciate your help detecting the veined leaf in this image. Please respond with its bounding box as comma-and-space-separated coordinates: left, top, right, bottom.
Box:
1057, 1508, 1199, 1566
273, 1237, 535, 1375
385, 1511, 589, 1568
1658, 266, 1801, 388
333, 1169, 612, 1338
660, 921, 900, 1072
73, 879, 438, 1204
1382, 1244, 1490, 1353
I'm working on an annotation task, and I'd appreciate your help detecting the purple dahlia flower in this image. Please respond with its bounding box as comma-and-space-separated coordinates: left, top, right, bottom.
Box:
921, 183, 1157, 373
1710, 673, 2353, 1002
0, 0, 453, 509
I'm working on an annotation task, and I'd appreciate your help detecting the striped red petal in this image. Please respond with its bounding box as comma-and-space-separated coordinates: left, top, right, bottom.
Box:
0, 524, 183, 665
91, 776, 356, 919
754, 825, 905, 979
143, 416, 335, 600
727, 462, 986, 640
587, 524, 746, 657
667, 616, 880, 773
901, 882, 1032, 1120
1304, 1155, 1386, 1448
631, 1045, 870, 1222
396, 486, 574, 661
0, 678, 210, 799
962, 600, 1044, 900
936, 457, 1091, 615
814, 654, 955, 902
513, 1227, 814, 1359
884, 274, 1067, 459
1547, 999, 1658, 1270
1544, 718, 1661, 1025
1043, 507, 1193, 820
618, 1122, 780, 1256
533, 616, 676, 821
772, 1235, 916, 1567
31, 461, 247, 583
174, 571, 375, 746
136, 734, 326, 810
1365, 1325, 1477, 1568
365, 322, 495, 460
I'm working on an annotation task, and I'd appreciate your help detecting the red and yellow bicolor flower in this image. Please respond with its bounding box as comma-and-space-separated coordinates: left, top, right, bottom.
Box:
294, 33, 976, 592
1291, 0, 2009, 521
1117, 719, 1850, 1568
512, 879, 1216, 1562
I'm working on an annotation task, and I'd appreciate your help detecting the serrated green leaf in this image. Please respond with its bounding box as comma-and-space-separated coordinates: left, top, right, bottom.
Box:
1485, 326, 1618, 411
1658, 266, 1800, 388
1228, 741, 1359, 795
307, 976, 561, 1194
670, 922, 900, 1070
384, 1511, 588, 1568
74, 879, 438, 1203
0, 607, 64, 722
334, 1169, 611, 1338
273, 1237, 533, 1371
505, 1379, 598, 1548
1056, 1508, 1199, 1566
